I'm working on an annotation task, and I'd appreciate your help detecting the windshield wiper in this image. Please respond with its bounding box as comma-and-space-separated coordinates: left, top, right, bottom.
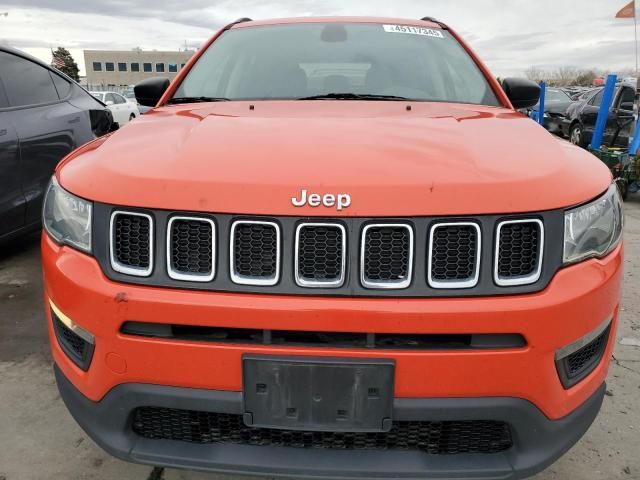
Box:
168, 96, 231, 104
298, 93, 410, 101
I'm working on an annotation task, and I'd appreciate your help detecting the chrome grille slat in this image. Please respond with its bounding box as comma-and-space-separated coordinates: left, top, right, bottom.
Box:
427, 222, 481, 289
109, 211, 154, 277
167, 216, 215, 282
361, 224, 413, 289
295, 223, 346, 288
230, 220, 280, 286
494, 219, 544, 286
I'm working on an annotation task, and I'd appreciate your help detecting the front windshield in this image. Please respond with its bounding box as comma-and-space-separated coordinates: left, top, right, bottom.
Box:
545, 89, 571, 102
173, 23, 500, 106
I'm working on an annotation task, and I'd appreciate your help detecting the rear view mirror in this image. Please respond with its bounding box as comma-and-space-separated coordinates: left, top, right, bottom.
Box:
89, 109, 117, 137
502, 78, 541, 110
135, 77, 170, 107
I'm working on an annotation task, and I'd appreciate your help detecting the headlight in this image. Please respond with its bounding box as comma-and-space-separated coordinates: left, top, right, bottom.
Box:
564, 185, 623, 264
43, 177, 92, 253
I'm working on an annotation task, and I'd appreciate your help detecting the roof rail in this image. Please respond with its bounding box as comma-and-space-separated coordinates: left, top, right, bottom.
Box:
223, 17, 253, 30
420, 17, 448, 29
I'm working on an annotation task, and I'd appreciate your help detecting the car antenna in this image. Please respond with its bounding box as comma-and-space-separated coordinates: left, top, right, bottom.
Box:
223, 17, 253, 31
420, 17, 448, 29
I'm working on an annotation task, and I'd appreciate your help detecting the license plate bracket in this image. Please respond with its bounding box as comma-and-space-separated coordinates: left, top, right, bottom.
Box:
242, 355, 394, 432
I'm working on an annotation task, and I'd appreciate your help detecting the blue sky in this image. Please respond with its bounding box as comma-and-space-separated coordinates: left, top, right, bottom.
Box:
0, 0, 638, 77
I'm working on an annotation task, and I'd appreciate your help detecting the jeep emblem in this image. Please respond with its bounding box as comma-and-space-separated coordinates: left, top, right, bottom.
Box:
291, 189, 351, 211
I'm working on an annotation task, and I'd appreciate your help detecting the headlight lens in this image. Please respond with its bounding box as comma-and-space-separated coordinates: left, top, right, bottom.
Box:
43, 177, 92, 253
564, 184, 623, 264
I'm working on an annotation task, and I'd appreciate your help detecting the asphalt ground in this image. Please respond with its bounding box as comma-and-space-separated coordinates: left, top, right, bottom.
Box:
1, 201, 639, 480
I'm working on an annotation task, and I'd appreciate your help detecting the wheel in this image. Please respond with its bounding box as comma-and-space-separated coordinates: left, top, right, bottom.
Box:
129, 113, 136, 121
570, 123, 585, 148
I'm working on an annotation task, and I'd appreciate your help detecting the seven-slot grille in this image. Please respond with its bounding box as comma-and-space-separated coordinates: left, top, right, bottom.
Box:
167, 217, 215, 281
231, 220, 280, 285
495, 220, 544, 286
428, 223, 481, 289
295, 223, 346, 287
107, 210, 546, 291
361, 224, 413, 289
110, 211, 153, 276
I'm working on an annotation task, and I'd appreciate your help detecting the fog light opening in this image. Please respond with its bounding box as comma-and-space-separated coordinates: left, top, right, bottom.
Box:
49, 299, 95, 371
555, 317, 612, 389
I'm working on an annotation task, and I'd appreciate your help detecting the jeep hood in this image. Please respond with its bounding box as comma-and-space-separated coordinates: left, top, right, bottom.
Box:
59, 101, 611, 216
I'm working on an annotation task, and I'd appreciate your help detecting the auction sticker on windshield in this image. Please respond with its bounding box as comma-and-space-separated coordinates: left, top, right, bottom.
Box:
382, 25, 444, 38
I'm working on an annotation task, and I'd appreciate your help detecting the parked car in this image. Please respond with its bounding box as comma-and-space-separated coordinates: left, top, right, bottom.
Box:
123, 87, 152, 114
569, 87, 595, 101
0, 46, 115, 243
43, 16, 622, 480
530, 88, 573, 135
561, 87, 601, 135
90, 91, 140, 124
562, 83, 636, 148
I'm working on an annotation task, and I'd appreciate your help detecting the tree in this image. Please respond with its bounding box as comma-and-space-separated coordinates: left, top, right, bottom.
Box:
52, 47, 79, 82
575, 70, 598, 86
524, 66, 545, 83
551, 66, 578, 86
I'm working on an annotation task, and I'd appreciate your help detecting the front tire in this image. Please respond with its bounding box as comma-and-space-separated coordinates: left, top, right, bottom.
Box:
129, 113, 136, 121
570, 123, 585, 148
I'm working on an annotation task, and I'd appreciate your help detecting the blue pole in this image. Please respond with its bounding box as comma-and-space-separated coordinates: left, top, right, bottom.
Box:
590, 74, 617, 150
538, 81, 546, 126
629, 117, 640, 155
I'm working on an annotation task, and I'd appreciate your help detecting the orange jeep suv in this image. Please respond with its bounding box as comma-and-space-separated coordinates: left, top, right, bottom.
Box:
42, 17, 623, 479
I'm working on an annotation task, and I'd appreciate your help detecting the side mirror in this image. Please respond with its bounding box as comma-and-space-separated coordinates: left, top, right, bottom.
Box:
105, 100, 114, 106
89, 109, 117, 137
135, 77, 170, 107
620, 101, 635, 111
502, 78, 541, 110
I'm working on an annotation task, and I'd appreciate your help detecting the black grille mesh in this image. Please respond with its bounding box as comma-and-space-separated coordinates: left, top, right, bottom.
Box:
297, 225, 344, 282
53, 315, 85, 358
170, 219, 213, 275
498, 222, 540, 278
132, 407, 512, 455
430, 225, 478, 281
113, 214, 151, 269
566, 329, 609, 378
363, 226, 411, 283
233, 222, 278, 278
51, 310, 94, 371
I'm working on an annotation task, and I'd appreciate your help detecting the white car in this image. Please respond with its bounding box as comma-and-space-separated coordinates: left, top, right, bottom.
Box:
90, 91, 140, 125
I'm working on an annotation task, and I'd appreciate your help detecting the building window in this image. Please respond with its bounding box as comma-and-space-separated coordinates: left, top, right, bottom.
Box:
143, 63, 152, 72
131, 62, 140, 72
118, 62, 127, 72
180, 63, 185, 69
156, 63, 165, 73
169, 63, 178, 73
92, 62, 102, 72
105, 62, 114, 72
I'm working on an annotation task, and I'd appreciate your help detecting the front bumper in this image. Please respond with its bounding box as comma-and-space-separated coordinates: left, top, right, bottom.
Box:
55, 364, 606, 480
43, 231, 622, 478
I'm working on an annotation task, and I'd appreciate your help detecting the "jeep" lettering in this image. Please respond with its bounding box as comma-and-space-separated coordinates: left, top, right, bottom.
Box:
291, 189, 351, 211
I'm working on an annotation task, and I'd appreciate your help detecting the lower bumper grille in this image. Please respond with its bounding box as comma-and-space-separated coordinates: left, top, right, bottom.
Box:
132, 407, 513, 455
51, 310, 95, 371
556, 323, 611, 389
